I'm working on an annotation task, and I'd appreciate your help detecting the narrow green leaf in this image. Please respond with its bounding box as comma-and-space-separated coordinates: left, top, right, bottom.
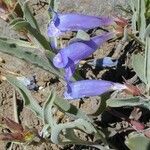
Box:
49, 0, 55, 9
128, 0, 146, 37
107, 97, 150, 110
9, 18, 25, 26
69, 30, 91, 49
145, 35, 150, 87
95, 129, 108, 146
64, 128, 86, 142
51, 119, 107, 146
132, 13, 138, 33
54, 96, 93, 123
144, 24, 150, 38
132, 53, 147, 84
6, 75, 43, 118
48, 0, 59, 51
128, 0, 137, 32
43, 91, 56, 126
10, 20, 50, 50
49, 0, 59, 14
139, 0, 146, 41
0, 37, 37, 48
76, 30, 90, 41
51, 119, 96, 144
91, 93, 111, 116
107, 97, 142, 107
18, 0, 40, 31
10, 20, 61, 78
61, 128, 106, 148
60, 129, 108, 149
137, 0, 140, 31
0, 39, 63, 78
145, 0, 150, 18
41, 124, 51, 138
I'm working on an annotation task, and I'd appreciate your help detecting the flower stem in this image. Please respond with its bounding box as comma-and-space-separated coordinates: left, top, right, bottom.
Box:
113, 26, 128, 59
128, 34, 145, 46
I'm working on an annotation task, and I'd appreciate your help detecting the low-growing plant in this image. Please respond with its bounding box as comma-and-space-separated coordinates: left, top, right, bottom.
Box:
0, 0, 150, 149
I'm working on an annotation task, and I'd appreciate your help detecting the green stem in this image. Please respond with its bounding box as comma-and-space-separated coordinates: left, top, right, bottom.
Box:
128, 34, 145, 46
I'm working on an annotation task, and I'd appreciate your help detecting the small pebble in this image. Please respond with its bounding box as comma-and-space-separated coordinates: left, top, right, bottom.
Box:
39, 86, 44, 90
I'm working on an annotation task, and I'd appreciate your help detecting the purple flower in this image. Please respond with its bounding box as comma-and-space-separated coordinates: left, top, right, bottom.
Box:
64, 80, 127, 100
47, 13, 114, 37
86, 57, 118, 68
53, 32, 114, 80
53, 32, 114, 68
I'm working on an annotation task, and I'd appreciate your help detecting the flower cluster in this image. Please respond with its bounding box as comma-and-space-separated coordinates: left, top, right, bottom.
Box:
48, 12, 140, 100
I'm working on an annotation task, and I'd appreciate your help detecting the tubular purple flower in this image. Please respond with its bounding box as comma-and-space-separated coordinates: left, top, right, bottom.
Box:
53, 32, 114, 80
47, 13, 114, 37
64, 80, 127, 100
53, 32, 114, 68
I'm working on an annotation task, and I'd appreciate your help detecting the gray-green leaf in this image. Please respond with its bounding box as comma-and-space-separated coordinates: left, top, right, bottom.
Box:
6, 75, 43, 118
0, 39, 63, 78
107, 96, 150, 110
18, 0, 40, 31
125, 133, 150, 150
132, 53, 147, 84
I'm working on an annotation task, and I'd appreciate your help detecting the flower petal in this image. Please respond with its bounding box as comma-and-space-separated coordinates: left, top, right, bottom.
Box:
64, 58, 76, 81
53, 32, 114, 68
64, 80, 114, 99
48, 13, 114, 37
64, 80, 128, 99
102, 57, 118, 67
53, 52, 69, 68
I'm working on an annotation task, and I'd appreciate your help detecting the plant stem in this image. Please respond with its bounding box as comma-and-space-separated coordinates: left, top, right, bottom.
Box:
128, 34, 145, 46
113, 27, 128, 59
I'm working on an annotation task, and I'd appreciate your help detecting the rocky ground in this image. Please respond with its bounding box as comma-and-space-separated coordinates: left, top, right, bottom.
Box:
0, 0, 129, 150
